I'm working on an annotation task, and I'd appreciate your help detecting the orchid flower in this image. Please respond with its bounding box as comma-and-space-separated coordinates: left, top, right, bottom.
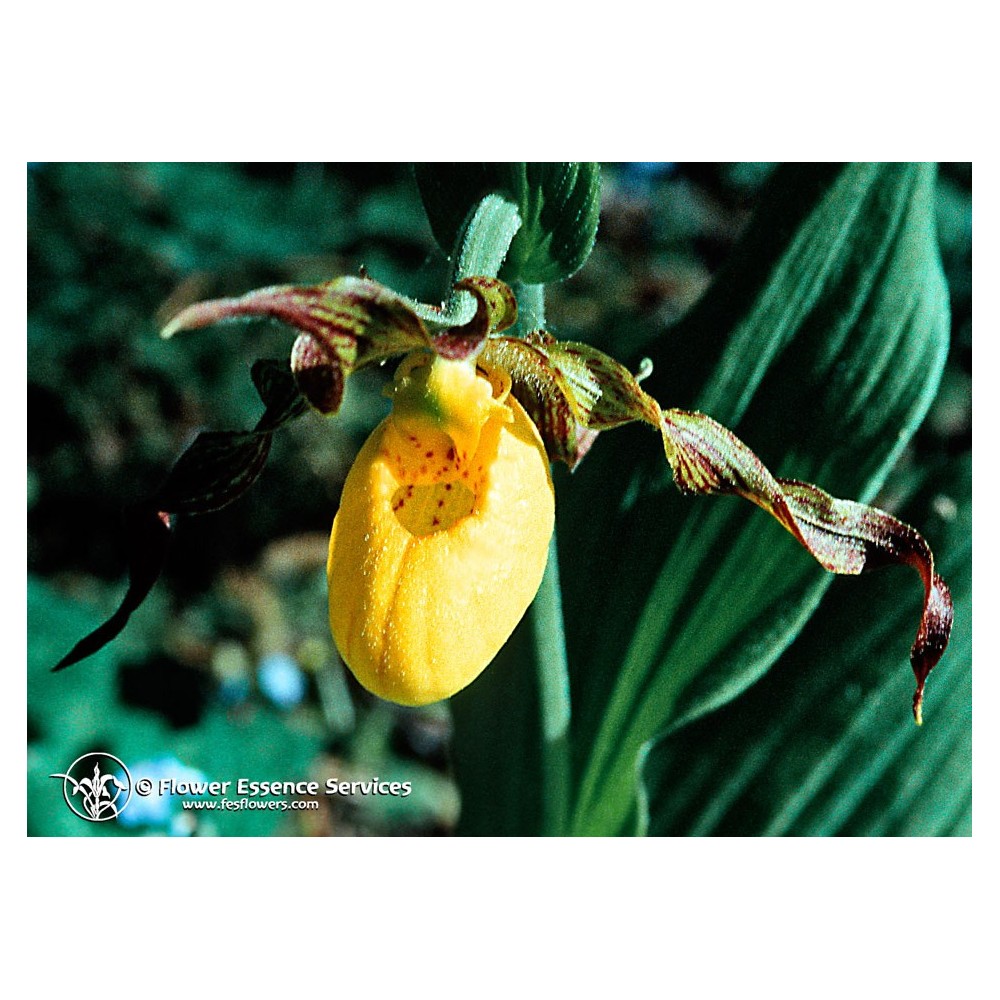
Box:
113, 271, 950, 721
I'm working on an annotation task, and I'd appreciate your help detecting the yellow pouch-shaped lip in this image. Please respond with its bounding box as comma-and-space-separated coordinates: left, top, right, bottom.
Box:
328, 356, 555, 706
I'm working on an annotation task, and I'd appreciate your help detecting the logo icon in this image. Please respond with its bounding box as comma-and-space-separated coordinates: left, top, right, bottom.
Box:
50, 752, 133, 822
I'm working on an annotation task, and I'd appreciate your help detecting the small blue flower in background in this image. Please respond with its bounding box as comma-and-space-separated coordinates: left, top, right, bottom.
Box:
257, 652, 307, 710
118, 756, 208, 833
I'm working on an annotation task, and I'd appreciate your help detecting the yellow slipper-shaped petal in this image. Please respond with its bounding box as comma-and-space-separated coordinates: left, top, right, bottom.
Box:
328, 352, 555, 705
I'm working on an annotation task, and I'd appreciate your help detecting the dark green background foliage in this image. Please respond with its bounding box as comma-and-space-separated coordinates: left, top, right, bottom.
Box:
27, 163, 971, 836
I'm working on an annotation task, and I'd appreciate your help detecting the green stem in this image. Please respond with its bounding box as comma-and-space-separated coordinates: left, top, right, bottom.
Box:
534, 530, 572, 835
516, 281, 573, 835
512, 280, 546, 336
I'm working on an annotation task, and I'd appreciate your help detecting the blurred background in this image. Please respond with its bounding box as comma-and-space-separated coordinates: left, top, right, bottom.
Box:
26, 163, 971, 836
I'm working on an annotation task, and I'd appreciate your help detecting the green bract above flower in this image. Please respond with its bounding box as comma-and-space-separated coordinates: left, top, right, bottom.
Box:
59, 275, 953, 722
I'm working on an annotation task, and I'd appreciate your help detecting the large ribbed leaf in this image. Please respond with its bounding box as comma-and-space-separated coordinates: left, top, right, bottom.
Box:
642, 455, 971, 836
449, 164, 954, 836
552, 163, 952, 835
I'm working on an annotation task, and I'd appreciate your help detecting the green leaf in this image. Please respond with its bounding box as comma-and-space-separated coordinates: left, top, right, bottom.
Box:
450, 611, 551, 835
554, 163, 951, 834
641, 455, 971, 836
414, 163, 601, 284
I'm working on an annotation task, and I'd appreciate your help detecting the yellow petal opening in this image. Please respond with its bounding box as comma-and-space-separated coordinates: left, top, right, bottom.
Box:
328, 352, 555, 706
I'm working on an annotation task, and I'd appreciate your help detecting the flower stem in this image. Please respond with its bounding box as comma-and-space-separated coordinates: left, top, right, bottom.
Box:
517, 280, 573, 835
512, 280, 546, 336
533, 530, 572, 835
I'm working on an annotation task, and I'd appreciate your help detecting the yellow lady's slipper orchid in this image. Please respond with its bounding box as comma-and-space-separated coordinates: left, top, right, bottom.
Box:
327, 351, 555, 705
56, 271, 948, 725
